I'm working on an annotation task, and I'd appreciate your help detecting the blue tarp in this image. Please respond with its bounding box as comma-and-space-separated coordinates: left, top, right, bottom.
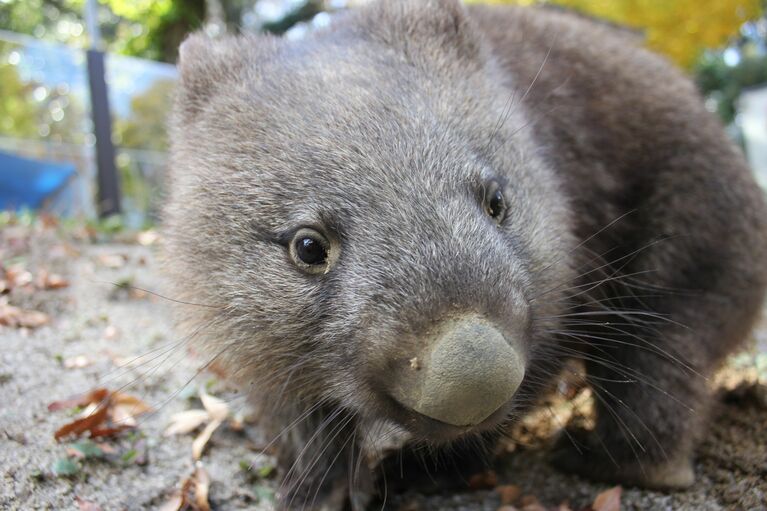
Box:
0, 151, 76, 211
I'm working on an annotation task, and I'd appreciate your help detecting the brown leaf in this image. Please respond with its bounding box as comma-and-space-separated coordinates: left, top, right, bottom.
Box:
158, 494, 183, 511
109, 391, 152, 426
50, 388, 148, 441
193, 463, 211, 511
54, 405, 110, 441
48, 388, 109, 412
496, 485, 521, 505
43, 272, 69, 289
166, 463, 212, 511
468, 470, 498, 490
592, 486, 621, 511
6, 267, 32, 288
74, 496, 103, 511
0, 303, 49, 328
35, 269, 68, 290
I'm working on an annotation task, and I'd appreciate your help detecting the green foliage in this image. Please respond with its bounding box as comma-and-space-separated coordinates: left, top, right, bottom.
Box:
696, 50, 767, 123
51, 457, 80, 477
0, 0, 86, 47
0, 43, 87, 143
103, 0, 205, 62
468, 0, 764, 68
69, 440, 106, 459
0, 0, 204, 63
113, 79, 175, 150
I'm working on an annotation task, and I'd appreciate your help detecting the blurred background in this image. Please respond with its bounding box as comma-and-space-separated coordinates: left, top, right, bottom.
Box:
1, 0, 766, 229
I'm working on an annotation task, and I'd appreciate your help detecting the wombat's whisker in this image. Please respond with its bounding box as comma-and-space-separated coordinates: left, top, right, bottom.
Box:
533, 209, 637, 279
545, 405, 583, 455
257, 399, 331, 458
554, 326, 699, 377
534, 341, 657, 393
95, 279, 223, 309
542, 342, 696, 413
306, 416, 358, 511
139, 339, 235, 419
101, 316, 221, 410
280, 406, 346, 490
284, 409, 353, 509
533, 233, 677, 306
584, 374, 670, 461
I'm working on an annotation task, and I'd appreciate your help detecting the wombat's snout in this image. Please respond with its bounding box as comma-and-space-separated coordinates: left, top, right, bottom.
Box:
390, 316, 525, 428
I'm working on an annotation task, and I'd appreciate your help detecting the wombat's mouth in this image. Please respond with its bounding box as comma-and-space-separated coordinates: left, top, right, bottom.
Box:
378, 315, 526, 441
385, 393, 515, 442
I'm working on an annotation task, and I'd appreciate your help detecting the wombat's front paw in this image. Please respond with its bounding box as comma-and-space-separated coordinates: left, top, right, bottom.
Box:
549, 427, 695, 490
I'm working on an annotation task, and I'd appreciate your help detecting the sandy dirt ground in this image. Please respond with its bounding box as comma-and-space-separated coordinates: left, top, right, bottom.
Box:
1, 221, 766, 511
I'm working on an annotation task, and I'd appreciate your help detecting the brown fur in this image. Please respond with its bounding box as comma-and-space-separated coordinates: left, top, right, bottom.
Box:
163, 1, 767, 509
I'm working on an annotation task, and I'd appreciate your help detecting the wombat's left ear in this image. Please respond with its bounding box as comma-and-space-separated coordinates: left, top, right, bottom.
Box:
359, 0, 485, 63
175, 32, 273, 119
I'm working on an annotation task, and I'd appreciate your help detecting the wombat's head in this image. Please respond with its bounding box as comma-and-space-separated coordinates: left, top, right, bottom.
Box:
165, 0, 575, 441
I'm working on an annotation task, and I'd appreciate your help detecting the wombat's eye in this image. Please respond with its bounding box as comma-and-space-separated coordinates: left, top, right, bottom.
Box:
289, 228, 331, 274
484, 182, 506, 222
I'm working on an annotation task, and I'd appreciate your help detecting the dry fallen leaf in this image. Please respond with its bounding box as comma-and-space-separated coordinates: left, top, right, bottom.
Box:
49, 389, 110, 412
110, 392, 153, 427
164, 410, 211, 437
161, 463, 212, 511
54, 404, 112, 441
64, 355, 94, 369
50, 388, 151, 441
192, 419, 223, 460
5, 267, 33, 288
137, 229, 159, 246
468, 469, 498, 490
96, 253, 127, 269
496, 485, 521, 506
592, 486, 621, 511
199, 388, 229, 422
0, 302, 49, 328
193, 463, 211, 511
164, 389, 231, 460
74, 496, 103, 511
36, 269, 69, 290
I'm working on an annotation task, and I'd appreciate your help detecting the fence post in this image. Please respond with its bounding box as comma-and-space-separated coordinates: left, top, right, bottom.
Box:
86, 49, 121, 217
85, 0, 120, 217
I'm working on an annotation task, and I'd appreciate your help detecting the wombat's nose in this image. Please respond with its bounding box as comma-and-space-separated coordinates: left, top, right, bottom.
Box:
391, 317, 525, 427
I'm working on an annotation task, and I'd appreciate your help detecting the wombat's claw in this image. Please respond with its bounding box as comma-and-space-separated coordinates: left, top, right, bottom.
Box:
549, 427, 695, 490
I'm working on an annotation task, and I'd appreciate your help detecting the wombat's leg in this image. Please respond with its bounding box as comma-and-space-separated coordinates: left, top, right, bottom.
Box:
551, 287, 763, 489
271, 407, 373, 511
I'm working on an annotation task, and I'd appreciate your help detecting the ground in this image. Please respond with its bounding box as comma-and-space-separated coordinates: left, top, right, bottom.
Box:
1, 219, 766, 511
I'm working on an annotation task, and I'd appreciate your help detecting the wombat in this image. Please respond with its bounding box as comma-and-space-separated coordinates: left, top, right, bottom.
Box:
163, 0, 767, 509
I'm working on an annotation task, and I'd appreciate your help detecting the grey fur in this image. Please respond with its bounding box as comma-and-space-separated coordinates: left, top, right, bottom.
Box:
163, 1, 767, 509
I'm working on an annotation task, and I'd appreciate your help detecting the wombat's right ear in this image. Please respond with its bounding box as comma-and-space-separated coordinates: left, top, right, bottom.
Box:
175, 32, 267, 119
